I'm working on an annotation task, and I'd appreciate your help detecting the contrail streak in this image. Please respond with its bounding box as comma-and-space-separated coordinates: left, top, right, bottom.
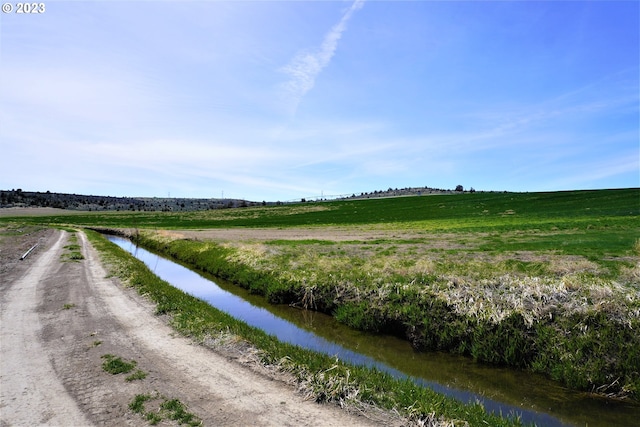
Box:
281, 0, 365, 115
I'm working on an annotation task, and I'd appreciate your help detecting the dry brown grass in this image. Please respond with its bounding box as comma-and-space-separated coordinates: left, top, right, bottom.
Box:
154, 228, 640, 332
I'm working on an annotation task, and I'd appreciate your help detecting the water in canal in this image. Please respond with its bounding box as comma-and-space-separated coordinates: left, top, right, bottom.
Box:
107, 235, 639, 427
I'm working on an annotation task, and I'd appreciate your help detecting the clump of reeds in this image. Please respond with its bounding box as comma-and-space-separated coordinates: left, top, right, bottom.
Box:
434, 273, 640, 328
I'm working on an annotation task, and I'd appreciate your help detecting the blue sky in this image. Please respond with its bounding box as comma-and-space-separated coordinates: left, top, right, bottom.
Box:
1, 0, 638, 202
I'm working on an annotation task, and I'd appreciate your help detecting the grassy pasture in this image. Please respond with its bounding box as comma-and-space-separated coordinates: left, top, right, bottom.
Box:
2, 188, 639, 401
3, 188, 636, 276
1, 188, 637, 230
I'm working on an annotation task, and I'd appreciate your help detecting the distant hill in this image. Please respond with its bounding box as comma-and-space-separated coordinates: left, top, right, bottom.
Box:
339, 185, 468, 201
0, 189, 260, 212
0, 186, 472, 212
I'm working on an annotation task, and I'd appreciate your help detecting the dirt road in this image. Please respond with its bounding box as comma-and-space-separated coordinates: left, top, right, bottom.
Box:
0, 228, 402, 426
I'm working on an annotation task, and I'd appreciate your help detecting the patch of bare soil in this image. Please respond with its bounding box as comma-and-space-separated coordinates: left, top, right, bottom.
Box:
0, 229, 405, 426
0, 225, 54, 277
173, 227, 468, 248
0, 207, 88, 217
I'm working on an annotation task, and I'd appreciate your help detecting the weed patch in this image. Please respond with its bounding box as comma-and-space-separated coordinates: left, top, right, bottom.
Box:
102, 353, 147, 381
101, 354, 136, 375
129, 393, 152, 414
160, 399, 200, 425
61, 233, 84, 261
129, 393, 201, 426
62, 251, 84, 261
126, 369, 148, 382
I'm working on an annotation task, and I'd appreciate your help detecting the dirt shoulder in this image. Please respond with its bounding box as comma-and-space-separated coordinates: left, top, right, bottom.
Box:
0, 228, 403, 426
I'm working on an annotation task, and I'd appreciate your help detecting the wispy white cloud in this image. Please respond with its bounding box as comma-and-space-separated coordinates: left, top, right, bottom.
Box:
480, 69, 638, 130
541, 152, 639, 191
280, 0, 365, 114
0, 63, 160, 137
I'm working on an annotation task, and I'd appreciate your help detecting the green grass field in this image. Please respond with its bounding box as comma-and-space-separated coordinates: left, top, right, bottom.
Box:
2, 188, 637, 230
3, 188, 638, 266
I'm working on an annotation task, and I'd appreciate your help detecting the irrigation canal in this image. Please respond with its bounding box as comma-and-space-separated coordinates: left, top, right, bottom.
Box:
107, 235, 639, 427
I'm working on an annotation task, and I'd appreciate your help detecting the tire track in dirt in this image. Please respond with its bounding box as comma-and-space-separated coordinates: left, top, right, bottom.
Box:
1, 230, 91, 426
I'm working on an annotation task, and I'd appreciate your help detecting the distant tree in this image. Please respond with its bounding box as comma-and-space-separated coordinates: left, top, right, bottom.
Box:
455, 185, 464, 192
470, 187, 476, 193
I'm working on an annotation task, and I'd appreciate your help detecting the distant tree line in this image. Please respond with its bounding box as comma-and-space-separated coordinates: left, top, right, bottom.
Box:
0, 189, 257, 212
2, 185, 485, 212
